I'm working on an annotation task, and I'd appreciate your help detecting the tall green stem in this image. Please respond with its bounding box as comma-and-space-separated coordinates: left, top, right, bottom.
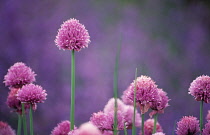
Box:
132, 68, 138, 135
17, 114, 22, 135
200, 100, 203, 135
29, 104, 34, 135
124, 122, 128, 135
142, 113, 145, 135
22, 103, 27, 135
153, 114, 158, 134
70, 50, 75, 130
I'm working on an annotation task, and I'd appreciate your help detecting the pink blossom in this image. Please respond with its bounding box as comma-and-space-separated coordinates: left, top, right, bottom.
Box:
203, 121, 210, 135
140, 119, 163, 135
206, 110, 210, 121
124, 105, 141, 128
152, 132, 165, 135
0, 121, 15, 135
51, 120, 76, 135
103, 98, 126, 113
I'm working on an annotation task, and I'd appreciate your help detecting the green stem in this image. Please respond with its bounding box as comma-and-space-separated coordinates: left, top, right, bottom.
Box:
152, 114, 158, 134
22, 103, 27, 135
70, 50, 75, 130
17, 114, 22, 135
132, 68, 138, 135
200, 100, 203, 135
142, 113, 145, 135
29, 105, 34, 135
124, 122, 128, 135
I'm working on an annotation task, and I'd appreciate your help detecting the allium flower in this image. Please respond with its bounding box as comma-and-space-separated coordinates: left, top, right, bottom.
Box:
152, 132, 165, 135
102, 131, 114, 135
203, 121, 210, 135
72, 122, 102, 135
51, 120, 76, 135
0, 121, 15, 135
206, 110, 210, 121
150, 89, 169, 117
103, 98, 126, 113
124, 105, 141, 128
6, 87, 30, 114
55, 18, 90, 51
17, 84, 47, 105
189, 75, 210, 103
176, 116, 200, 135
4, 62, 36, 88
141, 119, 163, 135
122, 75, 159, 114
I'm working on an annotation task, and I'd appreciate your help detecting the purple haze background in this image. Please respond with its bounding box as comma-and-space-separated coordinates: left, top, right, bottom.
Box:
1, 0, 210, 134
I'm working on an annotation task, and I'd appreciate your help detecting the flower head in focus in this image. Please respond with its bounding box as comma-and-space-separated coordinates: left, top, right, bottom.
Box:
4, 62, 36, 88
0, 121, 15, 135
55, 18, 90, 51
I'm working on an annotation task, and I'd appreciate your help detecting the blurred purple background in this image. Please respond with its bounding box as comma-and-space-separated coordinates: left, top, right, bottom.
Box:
1, 0, 210, 134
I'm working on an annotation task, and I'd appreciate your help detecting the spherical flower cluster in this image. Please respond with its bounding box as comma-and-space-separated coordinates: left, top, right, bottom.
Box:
150, 89, 169, 117
55, 18, 90, 51
17, 84, 47, 105
203, 121, 210, 135
4, 62, 36, 88
122, 75, 159, 114
206, 110, 210, 121
0, 121, 15, 135
152, 132, 165, 135
176, 116, 199, 135
124, 105, 141, 128
141, 119, 163, 135
189, 75, 210, 103
104, 98, 126, 113
51, 120, 76, 135
6, 87, 30, 114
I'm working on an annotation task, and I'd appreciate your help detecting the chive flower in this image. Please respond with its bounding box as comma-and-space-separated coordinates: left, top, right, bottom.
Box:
51, 120, 76, 135
203, 121, 210, 135
4, 62, 36, 88
189, 75, 210, 103
206, 110, 210, 121
176, 116, 200, 135
152, 132, 165, 135
124, 105, 141, 128
141, 119, 163, 135
55, 18, 90, 51
0, 121, 15, 135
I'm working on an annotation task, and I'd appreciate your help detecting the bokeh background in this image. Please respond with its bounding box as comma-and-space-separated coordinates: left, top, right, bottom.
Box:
1, 0, 210, 134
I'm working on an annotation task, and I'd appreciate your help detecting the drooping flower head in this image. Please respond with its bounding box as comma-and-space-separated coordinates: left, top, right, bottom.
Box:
4, 62, 36, 88
176, 116, 200, 135
17, 84, 47, 105
122, 75, 159, 114
189, 75, 210, 103
203, 121, 210, 135
0, 121, 15, 135
206, 110, 210, 121
51, 120, 76, 135
6, 87, 30, 114
55, 18, 90, 51
141, 119, 163, 135
150, 89, 170, 117
152, 132, 165, 135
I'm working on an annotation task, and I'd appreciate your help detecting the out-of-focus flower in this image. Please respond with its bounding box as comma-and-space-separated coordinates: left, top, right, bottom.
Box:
102, 131, 114, 135
4, 62, 36, 88
103, 98, 126, 113
203, 121, 210, 135
152, 132, 165, 135
55, 18, 90, 51
6, 87, 30, 114
122, 75, 159, 114
206, 110, 210, 121
0, 121, 15, 135
51, 120, 76, 135
189, 75, 210, 103
140, 119, 163, 135
176, 116, 199, 135
124, 105, 141, 128
17, 84, 47, 106
150, 89, 169, 117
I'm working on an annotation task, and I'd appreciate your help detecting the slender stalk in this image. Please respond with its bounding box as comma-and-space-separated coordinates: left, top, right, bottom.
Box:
29, 104, 34, 135
142, 113, 145, 135
132, 68, 138, 135
152, 114, 158, 134
17, 114, 22, 135
200, 100, 203, 135
70, 50, 75, 130
173, 120, 176, 135
22, 103, 27, 135
124, 122, 128, 135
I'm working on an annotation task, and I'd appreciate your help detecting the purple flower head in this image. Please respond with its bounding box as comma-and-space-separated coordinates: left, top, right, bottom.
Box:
71, 122, 102, 135
124, 105, 141, 128
189, 75, 210, 103
103, 98, 126, 113
4, 62, 36, 88
141, 119, 163, 135
122, 75, 159, 114
17, 84, 47, 105
0, 121, 15, 135
51, 120, 76, 135
6, 87, 30, 114
206, 110, 210, 121
150, 89, 170, 117
102, 131, 114, 135
152, 132, 165, 135
55, 18, 90, 51
203, 121, 210, 135
176, 116, 200, 135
